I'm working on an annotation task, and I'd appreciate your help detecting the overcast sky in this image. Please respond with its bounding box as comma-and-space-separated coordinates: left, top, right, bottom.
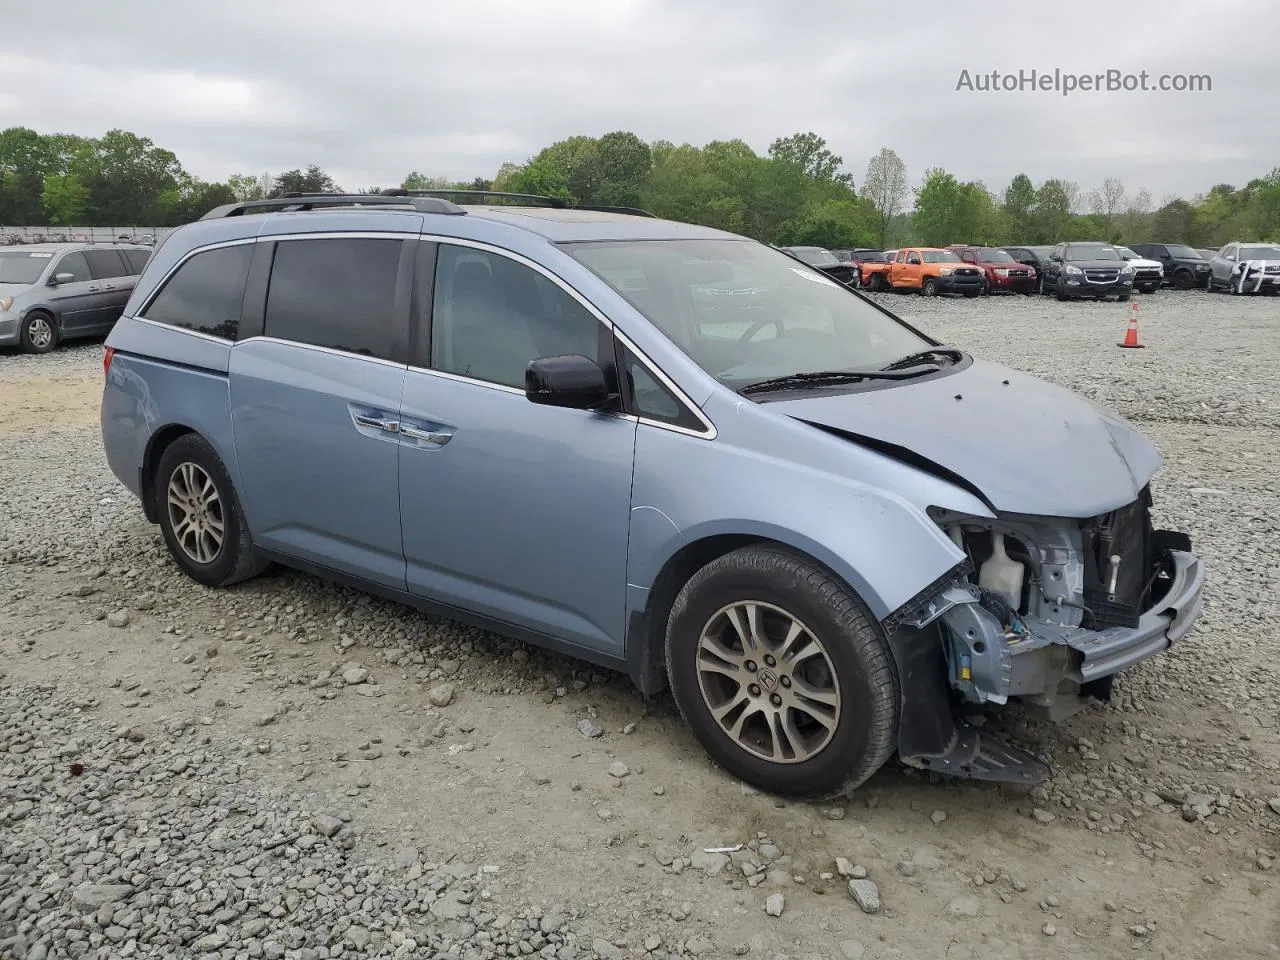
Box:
0, 0, 1274, 206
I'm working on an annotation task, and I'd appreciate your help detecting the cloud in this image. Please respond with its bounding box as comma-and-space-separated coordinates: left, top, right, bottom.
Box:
0, 0, 1274, 201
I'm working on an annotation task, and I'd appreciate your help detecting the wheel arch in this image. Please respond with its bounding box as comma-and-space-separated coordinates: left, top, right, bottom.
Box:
140, 424, 199, 522
624, 530, 895, 698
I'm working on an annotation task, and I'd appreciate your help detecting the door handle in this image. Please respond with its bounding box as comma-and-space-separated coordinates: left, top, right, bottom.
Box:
400, 425, 453, 446
102, 283, 116, 290
88, 285, 100, 292
354, 414, 400, 433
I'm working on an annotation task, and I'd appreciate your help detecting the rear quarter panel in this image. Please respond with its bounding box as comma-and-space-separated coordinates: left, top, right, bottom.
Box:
101, 326, 237, 506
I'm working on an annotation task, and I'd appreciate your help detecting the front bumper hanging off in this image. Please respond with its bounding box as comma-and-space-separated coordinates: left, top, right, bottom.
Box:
884, 524, 1206, 786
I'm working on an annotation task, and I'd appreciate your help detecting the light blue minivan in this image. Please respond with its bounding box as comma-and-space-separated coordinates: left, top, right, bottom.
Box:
100, 190, 1206, 797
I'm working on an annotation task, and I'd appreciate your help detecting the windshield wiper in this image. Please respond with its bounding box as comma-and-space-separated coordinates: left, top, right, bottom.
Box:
739, 365, 941, 395
879, 347, 964, 371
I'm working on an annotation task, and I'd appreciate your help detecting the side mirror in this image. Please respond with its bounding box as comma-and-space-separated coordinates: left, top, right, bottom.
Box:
48, 272, 76, 286
526, 355, 614, 410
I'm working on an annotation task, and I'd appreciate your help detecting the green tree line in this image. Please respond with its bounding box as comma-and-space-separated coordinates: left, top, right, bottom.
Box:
2, 125, 1276, 249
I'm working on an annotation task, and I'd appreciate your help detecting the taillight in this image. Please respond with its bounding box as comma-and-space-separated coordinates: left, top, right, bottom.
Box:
103, 346, 115, 376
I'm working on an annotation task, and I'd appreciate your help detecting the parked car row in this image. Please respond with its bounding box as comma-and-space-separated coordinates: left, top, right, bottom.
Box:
779, 239, 1280, 301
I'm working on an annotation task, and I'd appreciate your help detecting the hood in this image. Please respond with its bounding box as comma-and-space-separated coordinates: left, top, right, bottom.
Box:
1125, 257, 1163, 270
768, 358, 1162, 518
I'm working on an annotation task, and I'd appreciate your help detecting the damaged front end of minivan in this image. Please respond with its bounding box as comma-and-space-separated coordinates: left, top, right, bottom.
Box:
881, 488, 1205, 784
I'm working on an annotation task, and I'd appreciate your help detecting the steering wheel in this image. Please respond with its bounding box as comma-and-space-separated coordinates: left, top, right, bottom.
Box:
738, 317, 784, 343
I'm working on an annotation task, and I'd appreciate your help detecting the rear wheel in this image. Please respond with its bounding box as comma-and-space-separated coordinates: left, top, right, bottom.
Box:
665, 545, 899, 798
154, 434, 269, 588
19, 312, 58, 354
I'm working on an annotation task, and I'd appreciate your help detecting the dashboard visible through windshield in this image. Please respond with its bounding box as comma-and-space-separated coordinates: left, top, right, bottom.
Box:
561, 238, 935, 391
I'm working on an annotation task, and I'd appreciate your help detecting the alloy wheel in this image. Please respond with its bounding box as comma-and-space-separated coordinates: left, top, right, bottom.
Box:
166, 461, 225, 564
695, 600, 842, 764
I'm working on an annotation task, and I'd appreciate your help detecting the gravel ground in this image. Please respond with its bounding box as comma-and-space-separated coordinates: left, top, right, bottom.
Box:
2, 288, 1279, 960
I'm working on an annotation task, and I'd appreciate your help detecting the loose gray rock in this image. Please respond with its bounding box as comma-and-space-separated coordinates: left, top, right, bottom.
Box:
593, 939, 624, 960
690, 849, 729, 875
848, 878, 881, 914
898, 860, 917, 877
765, 892, 785, 916
1268, 798, 1280, 817
105, 610, 130, 628
70, 884, 133, 911
577, 717, 603, 738
840, 941, 866, 960
342, 665, 369, 685
608, 760, 630, 778
311, 814, 344, 837
427, 682, 456, 706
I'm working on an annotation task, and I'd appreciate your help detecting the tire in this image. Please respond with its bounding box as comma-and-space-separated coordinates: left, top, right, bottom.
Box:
962, 289, 979, 298
664, 545, 899, 799
1055, 280, 1069, 301
1173, 269, 1195, 289
979, 280, 990, 296
1138, 285, 1155, 294
922, 278, 939, 297
19, 311, 58, 354
154, 433, 269, 588
1205, 274, 1216, 293
1118, 293, 1131, 302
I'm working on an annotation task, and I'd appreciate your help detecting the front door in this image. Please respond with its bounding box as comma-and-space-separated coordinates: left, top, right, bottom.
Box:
45, 251, 109, 335
398, 241, 636, 655
228, 235, 414, 588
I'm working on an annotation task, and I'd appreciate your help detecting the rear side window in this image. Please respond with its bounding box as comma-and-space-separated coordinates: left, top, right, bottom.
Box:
85, 250, 130, 279
143, 243, 252, 340
122, 249, 151, 275
263, 237, 403, 359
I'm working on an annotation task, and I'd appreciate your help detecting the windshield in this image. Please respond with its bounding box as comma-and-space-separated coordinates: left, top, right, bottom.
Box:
975, 248, 1015, 262
787, 247, 839, 268
563, 239, 934, 388
858, 251, 888, 262
0, 251, 53, 285
922, 250, 962, 263
1239, 245, 1280, 260
1165, 244, 1201, 259
1116, 247, 1139, 259
1066, 244, 1122, 261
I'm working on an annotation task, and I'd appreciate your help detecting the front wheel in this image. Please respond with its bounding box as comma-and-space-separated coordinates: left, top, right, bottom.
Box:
19, 312, 58, 354
665, 545, 899, 798
1055, 280, 1070, 301
155, 433, 269, 588
922, 278, 939, 297
1118, 292, 1131, 302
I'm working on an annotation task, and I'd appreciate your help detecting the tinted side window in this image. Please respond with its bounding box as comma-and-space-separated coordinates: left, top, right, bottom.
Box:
619, 343, 704, 433
430, 244, 602, 389
264, 238, 403, 359
54, 252, 92, 282
84, 250, 129, 279
143, 243, 252, 340
122, 249, 151, 275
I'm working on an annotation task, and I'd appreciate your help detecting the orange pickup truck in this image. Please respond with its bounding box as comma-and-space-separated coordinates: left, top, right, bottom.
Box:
859, 247, 985, 296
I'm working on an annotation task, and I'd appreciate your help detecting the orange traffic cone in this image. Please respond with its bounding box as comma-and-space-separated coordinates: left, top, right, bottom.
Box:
1117, 302, 1144, 349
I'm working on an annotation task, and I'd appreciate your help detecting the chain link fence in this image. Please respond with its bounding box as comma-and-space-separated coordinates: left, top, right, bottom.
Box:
0, 226, 175, 246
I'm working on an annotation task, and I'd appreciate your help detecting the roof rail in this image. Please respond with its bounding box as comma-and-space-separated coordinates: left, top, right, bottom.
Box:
199, 192, 466, 220
395, 189, 657, 218
393, 189, 572, 209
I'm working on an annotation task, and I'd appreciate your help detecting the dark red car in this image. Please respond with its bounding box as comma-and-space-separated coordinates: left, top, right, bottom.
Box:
954, 246, 1038, 294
